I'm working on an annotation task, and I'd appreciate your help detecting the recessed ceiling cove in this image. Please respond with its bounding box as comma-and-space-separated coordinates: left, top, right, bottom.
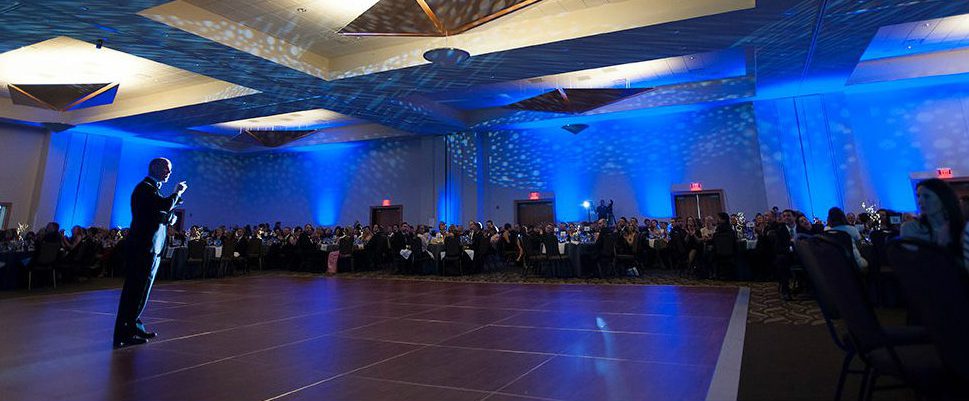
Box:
140, 0, 754, 80
340, 0, 542, 37
0, 36, 259, 125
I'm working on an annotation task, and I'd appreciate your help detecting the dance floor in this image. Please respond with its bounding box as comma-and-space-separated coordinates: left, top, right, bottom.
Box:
0, 275, 748, 401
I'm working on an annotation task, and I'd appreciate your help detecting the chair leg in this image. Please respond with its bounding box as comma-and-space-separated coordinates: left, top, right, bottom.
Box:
858, 366, 872, 401
834, 351, 854, 401
28, 271, 32, 291
52, 270, 57, 289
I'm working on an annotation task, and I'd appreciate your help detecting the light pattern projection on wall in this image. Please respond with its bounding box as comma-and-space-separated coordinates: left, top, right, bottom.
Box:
110, 135, 430, 228
478, 103, 761, 219
845, 85, 969, 212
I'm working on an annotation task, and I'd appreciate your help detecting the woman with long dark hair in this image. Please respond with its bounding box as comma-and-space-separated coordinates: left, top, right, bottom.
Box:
901, 178, 965, 257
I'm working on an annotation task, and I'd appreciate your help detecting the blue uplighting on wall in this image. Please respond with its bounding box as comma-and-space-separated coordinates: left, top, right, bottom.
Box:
110, 138, 181, 228
301, 143, 359, 226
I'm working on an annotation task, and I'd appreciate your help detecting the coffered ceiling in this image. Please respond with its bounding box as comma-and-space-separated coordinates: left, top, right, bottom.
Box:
0, 0, 966, 152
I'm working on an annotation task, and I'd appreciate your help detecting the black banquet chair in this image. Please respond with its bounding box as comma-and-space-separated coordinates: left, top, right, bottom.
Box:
887, 238, 969, 400
797, 236, 933, 401
441, 236, 465, 276
28, 242, 61, 290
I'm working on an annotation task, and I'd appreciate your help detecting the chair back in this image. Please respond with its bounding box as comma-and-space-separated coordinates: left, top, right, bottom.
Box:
869, 229, 896, 272
799, 235, 887, 352
247, 238, 262, 257
617, 233, 637, 256
712, 232, 736, 257
543, 235, 561, 257
187, 240, 206, 259
444, 236, 463, 258
598, 232, 616, 257
797, 238, 843, 321
888, 238, 969, 380
35, 242, 61, 266
222, 238, 236, 258
476, 233, 491, 256
338, 236, 354, 256
390, 233, 405, 252
409, 236, 427, 260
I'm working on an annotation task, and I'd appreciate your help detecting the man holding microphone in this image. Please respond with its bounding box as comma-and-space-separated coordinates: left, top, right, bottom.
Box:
113, 157, 187, 348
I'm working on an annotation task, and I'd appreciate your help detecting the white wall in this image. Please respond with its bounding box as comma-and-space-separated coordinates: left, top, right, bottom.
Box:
0, 124, 49, 229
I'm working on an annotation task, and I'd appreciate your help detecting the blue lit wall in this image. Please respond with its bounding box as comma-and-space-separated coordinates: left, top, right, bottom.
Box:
844, 82, 969, 212
755, 78, 969, 215
107, 136, 437, 228
37, 78, 969, 229
471, 103, 767, 222
51, 132, 122, 228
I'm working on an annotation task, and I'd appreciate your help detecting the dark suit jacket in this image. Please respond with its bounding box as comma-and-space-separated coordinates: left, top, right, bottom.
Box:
770, 223, 796, 256
128, 177, 181, 256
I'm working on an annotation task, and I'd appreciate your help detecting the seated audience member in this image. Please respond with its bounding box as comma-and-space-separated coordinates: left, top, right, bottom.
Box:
825, 207, 868, 270
796, 214, 819, 236
901, 178, 965, 259
771, 209, 799, 300
700, 216, 716, 241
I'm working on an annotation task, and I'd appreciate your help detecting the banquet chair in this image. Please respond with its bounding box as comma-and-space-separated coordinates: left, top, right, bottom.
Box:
28, 242, 61, 290
614, 234, 640, 277
595, 232, 618, 278
887, 239, 969, 400
337, 236, 355, 273
798, 236, 932, 401
408, 236, 432, 275
521, 234, 546, 277
442, 236, 465, 276
711, 232, 738, 280
542, 236, 569, 277
246, 238, 264, 271
185, 239, 207, 279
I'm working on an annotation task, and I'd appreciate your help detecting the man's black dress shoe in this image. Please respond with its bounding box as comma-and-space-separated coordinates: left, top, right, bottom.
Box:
135, 320, 158, 339
113, 336, 149, 349
136, 329, 158, 339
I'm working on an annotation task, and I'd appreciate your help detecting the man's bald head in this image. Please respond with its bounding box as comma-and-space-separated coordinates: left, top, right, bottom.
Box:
148, 158, 172, 183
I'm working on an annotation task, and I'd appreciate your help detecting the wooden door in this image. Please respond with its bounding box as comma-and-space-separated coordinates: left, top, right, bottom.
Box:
673, 194, 700, 219
515, 200, 555, 227
371, 205, 403, 227
697, 192, 725, 219
672, 190, 725, 219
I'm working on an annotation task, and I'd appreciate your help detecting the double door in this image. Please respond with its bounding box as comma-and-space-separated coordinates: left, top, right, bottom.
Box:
673, 190, 725, 220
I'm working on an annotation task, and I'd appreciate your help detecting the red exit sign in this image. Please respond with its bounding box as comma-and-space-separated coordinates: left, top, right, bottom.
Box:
528, 192, 540, 200
690, 182, 703, 192
937, 168, 953, 179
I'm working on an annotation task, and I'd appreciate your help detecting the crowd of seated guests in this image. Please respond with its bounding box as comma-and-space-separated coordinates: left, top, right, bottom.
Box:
0, 222, 126, 283
4, 180, 968, 295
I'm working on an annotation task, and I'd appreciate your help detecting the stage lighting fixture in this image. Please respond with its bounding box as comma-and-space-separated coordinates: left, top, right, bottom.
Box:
95, 39, 103, 49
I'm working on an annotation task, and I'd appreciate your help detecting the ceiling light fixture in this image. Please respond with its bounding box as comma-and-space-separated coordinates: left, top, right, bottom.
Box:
423, 47, 470, 66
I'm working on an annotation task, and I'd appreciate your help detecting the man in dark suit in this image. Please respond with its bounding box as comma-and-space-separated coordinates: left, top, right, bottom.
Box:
771, 209, 798, 301
113, 158, 187, 348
